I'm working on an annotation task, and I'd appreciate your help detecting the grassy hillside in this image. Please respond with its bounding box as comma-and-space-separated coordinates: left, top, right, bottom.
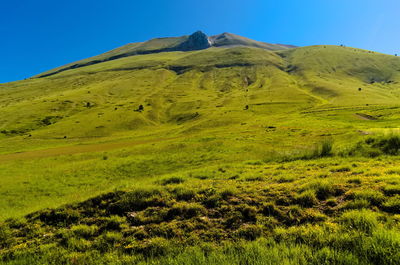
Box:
1, 44, 400, 264
209, 32, 295, 50
35, 32, 293, 78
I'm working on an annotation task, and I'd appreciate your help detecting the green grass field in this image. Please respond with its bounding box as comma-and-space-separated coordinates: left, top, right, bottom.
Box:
1, 43, 400, 264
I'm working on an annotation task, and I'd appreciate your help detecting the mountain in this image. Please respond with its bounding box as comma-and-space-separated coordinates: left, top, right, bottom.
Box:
2, 31, 400, 264
1, 33, 400, 143
35, 31, 294, 78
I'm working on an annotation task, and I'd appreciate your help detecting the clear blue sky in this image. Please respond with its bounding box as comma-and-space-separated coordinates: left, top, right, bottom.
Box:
1, 0, 399, 83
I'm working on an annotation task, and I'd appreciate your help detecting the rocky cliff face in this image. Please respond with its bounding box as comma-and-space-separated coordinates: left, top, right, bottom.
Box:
174, 31, 211, 51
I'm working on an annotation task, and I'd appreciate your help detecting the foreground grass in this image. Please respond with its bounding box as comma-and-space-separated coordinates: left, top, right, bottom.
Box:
2, 152, 400, 264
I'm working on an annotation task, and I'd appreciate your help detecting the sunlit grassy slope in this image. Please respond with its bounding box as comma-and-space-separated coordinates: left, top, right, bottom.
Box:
1, 43, 400, 264
1, 46, 400, 146
36, 32, 292, 78
1, 45, 400, 214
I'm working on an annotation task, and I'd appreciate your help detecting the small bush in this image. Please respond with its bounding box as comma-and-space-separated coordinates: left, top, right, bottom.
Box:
319, 141, 334, 157
303, 140, 334, 159
373, 135, 400, 155
346, 135, 400, 157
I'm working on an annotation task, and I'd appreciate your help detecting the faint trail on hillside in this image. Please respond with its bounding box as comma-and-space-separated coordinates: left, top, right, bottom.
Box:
0, 137, 180, 163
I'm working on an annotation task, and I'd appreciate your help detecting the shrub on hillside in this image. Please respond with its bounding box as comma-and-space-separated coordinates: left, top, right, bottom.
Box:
277, 140, 334, 162
372, 135, 400, 155
305, 140, 334, 159
344, 135, 400, 157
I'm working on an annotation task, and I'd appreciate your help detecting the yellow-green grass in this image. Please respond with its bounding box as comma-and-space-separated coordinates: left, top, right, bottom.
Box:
0, 45, 400, 217
1, 45, 400, 263
2, 156, 400, 264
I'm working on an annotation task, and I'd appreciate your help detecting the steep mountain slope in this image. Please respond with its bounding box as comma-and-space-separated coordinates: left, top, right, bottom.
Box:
1, 44, 400, 146
1, 34, 400, 220
280, 45, 400, 104
35, 31, 293, 78
2, 33, 400, 265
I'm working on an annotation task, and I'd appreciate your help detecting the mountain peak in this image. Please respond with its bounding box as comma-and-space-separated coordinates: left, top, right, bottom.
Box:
35, 31, 295, 78
175, 31, 211, 51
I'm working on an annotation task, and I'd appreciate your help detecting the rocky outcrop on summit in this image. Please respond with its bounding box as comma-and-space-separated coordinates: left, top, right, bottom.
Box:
175, 31, 211, 51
